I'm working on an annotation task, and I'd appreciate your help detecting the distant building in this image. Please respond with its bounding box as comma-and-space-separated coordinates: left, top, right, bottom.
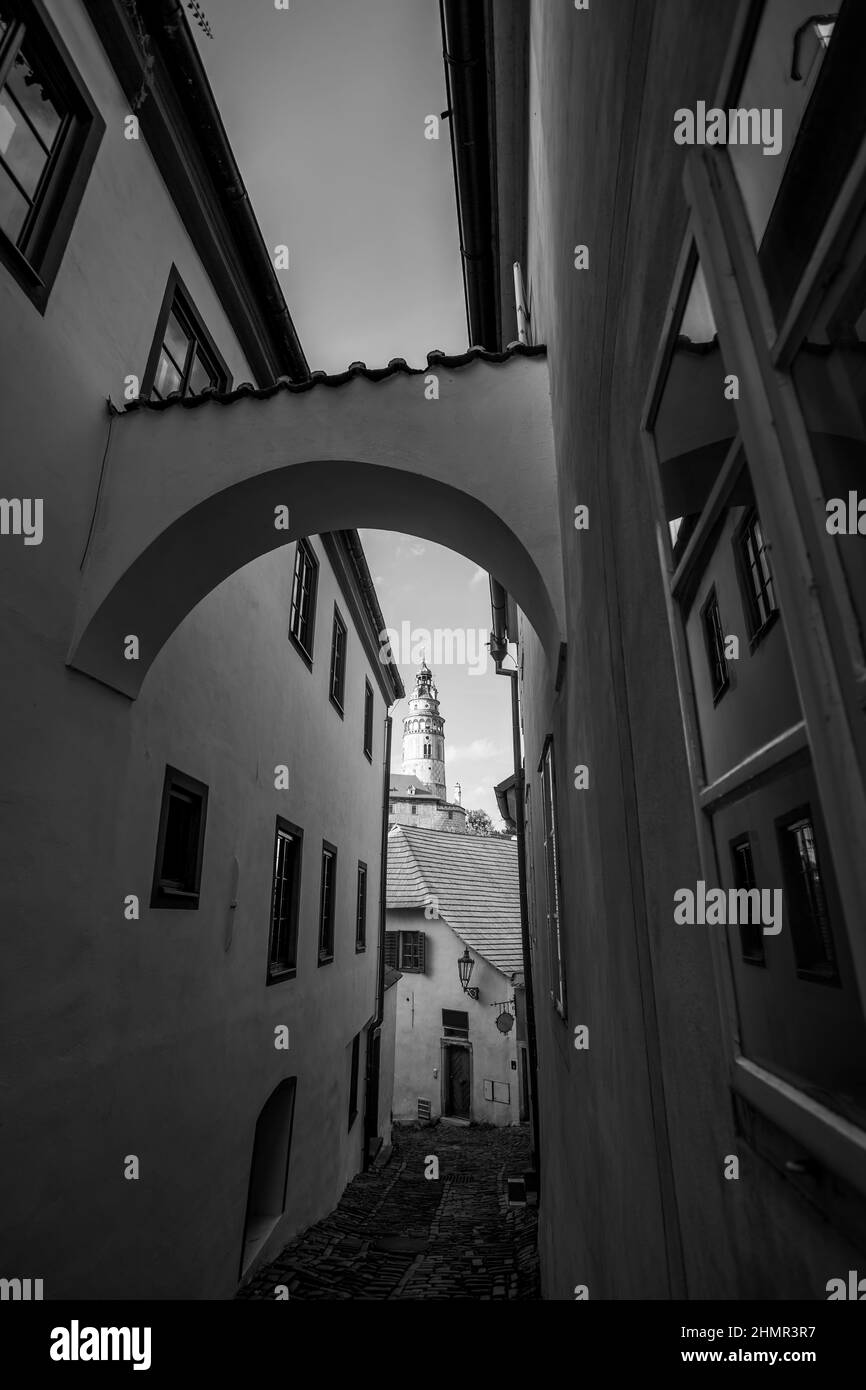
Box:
385, 825, 527, 1126
389, 662, 468, 832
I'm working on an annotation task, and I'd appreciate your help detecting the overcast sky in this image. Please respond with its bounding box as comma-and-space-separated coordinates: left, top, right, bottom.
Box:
191, 0, 513, 823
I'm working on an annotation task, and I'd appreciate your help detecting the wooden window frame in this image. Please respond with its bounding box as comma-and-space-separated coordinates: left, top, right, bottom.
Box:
775, 803, 840, 986
700, 585, 730, 705
150, 765, 208, 910
141, 264, 231, 400
266, 817, 303, 984
733, 507, 779, 648
0, 0, 104, 312
288, 538, 318, 669
355, 860, 367, 953
317, 840, 337, 966
729, 834, 765, 966
328, 604, 347, 717
395, 929, 426, 974
363, 678, 374, 762
639, 9, 866, 1204
442, 1008, 469, 1040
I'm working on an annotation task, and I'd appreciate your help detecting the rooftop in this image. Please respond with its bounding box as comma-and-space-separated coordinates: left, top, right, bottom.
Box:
386, 824, 523, 976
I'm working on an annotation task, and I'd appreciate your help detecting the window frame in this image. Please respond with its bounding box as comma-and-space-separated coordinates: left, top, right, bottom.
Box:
328, 603, 347, 717
288, 538, 319, 669
539, 736, 567, 1019
347, 1032, 361, 1131
355, 860, 367, 954
363, 678, 374, 762
638, 47, 866, 1205
0, 0, 104, 312
733, 507, 779, 647
141, 264, 231, 401
729, 834, 765, 966
317, 840, 337, 966
775, 803, 840, 986
700, 584, 730, 704
266, 816, 304, 985
150, 765, 208, 910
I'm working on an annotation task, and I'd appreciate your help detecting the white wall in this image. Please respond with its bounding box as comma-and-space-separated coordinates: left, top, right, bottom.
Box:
0, 2, 387, 1298
387, 908, 520, 1126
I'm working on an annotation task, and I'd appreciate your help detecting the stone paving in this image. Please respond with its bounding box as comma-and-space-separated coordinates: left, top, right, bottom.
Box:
239, 1122, 539, 1300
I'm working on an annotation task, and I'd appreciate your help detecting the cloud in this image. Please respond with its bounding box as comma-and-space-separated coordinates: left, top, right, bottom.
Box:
449, 738, 505, 762
469, 566, 487, 586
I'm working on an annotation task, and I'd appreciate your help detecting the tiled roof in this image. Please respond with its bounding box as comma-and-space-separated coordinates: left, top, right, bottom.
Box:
386, 824, 523, 976
390, 774, 434, 797
119, 342, 547, 413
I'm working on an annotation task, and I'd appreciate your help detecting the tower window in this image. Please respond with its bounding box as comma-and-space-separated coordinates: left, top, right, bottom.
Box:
423, 740, 431, 758
143, 267, 230, 400
289, 539, 318, 666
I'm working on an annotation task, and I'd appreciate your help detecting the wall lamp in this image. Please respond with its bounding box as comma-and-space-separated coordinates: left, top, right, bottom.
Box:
458, 947, 480, 1000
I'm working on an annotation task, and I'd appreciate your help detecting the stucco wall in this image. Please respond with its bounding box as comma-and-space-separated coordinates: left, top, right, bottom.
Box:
387, 909, 520, 1126
378, 979, 400, 1151
0, 2, 386, 1298
519, 0, 864, 1301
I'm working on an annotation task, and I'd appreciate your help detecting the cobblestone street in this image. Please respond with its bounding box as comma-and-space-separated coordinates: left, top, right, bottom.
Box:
239, 1123, 539, 1300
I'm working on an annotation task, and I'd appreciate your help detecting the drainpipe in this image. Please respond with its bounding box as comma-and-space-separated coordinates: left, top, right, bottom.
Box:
363, 711, 393, 1169
490, 577, 540, 1189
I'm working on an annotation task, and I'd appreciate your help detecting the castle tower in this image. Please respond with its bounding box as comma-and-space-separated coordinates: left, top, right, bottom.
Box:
401, 661, 446, 799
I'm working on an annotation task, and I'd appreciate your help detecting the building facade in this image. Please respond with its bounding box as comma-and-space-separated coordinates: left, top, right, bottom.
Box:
442, 0, 866, 1298
389, 662, 468, 832
386, 824, 524, 1127
0, 0, 402, 1299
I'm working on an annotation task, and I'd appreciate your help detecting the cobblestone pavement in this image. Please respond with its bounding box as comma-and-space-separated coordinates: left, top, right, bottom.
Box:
239, 1122, 539, 1300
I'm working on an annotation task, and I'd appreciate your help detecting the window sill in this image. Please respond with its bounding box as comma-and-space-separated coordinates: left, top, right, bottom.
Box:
0, 233, 48, 313
288, 631, 314, 670
363, 748, 373, 763
266, 967, 297, 986
732, 1055, 866, 1203
355, 943, 366, 954
150, 888, 200, 910
747, 608, 780, 652
329, 695, 345, 719
317, 953, 334, 968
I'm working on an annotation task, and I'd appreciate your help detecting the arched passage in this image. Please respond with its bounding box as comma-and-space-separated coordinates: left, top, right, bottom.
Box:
69, 347, 562, 697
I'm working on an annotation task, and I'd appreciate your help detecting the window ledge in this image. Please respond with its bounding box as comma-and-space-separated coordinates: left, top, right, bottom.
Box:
288, 631, 314, 670
732, 1055, 866, 1202
266, 967, 297, 986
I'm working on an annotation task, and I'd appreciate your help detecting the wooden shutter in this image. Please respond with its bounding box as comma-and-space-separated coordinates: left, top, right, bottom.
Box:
417, 931, 426, 974
384, 932, 398, 968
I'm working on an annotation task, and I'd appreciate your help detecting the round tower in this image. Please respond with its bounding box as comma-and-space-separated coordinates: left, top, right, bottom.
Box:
401, 660, 446, 798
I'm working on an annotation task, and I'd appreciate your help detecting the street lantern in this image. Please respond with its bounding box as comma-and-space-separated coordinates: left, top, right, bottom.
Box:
458, 947, 480, 1001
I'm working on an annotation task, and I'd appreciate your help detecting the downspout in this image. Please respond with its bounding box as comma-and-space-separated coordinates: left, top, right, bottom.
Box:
363, 710, 393, 1169
490, 577, 541, 1189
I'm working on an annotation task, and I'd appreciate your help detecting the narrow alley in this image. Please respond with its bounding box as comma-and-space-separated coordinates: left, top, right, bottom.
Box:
238, 1125, 539, 1300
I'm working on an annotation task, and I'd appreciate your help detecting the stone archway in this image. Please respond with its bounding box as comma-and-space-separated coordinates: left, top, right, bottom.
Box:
69, 346, 562, 697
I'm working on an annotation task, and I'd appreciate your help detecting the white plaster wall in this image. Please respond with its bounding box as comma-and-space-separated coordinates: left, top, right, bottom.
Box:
0, 2, 385, 1298
387, 909, 520, 1126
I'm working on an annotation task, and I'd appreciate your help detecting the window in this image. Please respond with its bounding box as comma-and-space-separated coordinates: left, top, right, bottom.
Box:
151, 766, 208, 909
777, 807, 839, 983
318, 841, 337, 965
540, 739, 566, 1017
700, 587, 729, 703
142, 267, 230, 401
355, 861, 367, 953
423, 740, 431, 758
363, 679, 374, 761
410, 804, 417, 815
329, 605, 347, 715
0, 1, 104, 311
735, 510, 778, 643
442, 1009, 469, 1039
347, 1032, 360, 1130
730, 836, 764, 965
266, 819, 303, 982
384, 930, 426, 973
289, 539, 318, 666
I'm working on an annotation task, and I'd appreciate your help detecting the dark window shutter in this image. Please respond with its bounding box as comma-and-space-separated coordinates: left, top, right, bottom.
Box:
384, 933, 398, 969
417, 932, 426, 974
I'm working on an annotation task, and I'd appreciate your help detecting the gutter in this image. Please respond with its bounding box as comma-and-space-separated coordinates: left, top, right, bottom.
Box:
439, 0, 500, 350
490, 576, 541, 1189
363, 711, 394, 1169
